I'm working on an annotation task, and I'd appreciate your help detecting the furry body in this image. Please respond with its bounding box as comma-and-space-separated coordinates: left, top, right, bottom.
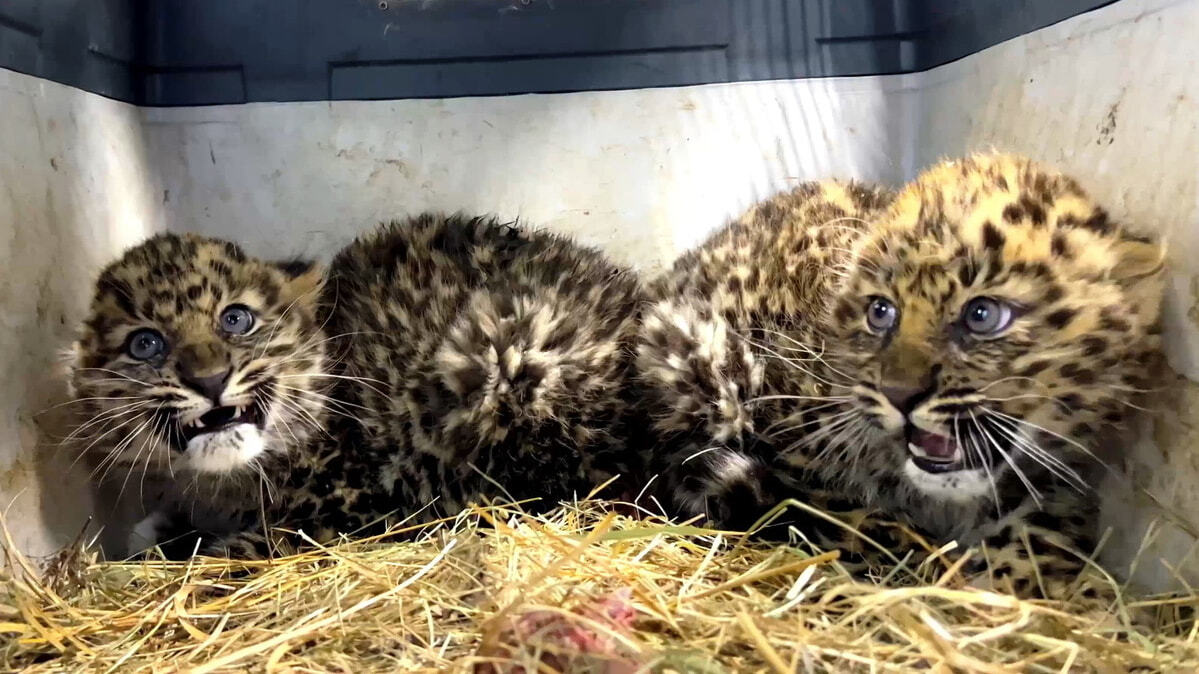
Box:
636, 154, 1164, 597
70, 215, 642, 557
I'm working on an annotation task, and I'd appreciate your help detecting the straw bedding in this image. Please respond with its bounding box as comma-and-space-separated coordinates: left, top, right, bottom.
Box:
2, 500, 1198, 673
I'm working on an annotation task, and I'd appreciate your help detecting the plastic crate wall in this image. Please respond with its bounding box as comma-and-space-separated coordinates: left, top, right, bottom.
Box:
0, 0, 1195, 593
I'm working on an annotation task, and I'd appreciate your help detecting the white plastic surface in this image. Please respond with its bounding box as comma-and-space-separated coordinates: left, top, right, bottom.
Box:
1, 0, 1196, 588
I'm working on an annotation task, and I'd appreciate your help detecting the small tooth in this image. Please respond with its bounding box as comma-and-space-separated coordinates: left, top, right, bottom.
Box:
235, 405, 245, 418
194, 419, 206, 429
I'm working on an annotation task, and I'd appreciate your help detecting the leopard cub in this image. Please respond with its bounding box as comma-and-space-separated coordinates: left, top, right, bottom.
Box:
69, 214, 643, 558
636, 154, 1164, 598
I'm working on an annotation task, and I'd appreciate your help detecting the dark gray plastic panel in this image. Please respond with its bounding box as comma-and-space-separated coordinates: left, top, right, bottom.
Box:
0, 0, 143, 102
0, 0, 1119, 106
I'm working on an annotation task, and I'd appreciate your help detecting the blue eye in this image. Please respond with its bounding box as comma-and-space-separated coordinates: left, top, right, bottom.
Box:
866, 297, 898, 333
220, 305, 255, 335
127, 329, 166, 360
962, 297, 1014, 335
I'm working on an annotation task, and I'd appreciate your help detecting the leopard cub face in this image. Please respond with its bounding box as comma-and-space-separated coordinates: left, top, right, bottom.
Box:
825, 154, 1164, 503
69, 233, 327, 478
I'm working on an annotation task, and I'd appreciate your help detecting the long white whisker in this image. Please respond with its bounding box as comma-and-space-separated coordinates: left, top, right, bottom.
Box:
761, 400, 850, 434
790, 412, 861, 461
273, 383, 369, 412
74, 368, 153, 387
975, 418, 1041, 507
751, 329, 858, 383
275, 373, 392, 398
983, 408, 1101, 463
138, 416, 167, 505
267, 390, 329, 439
747, 394, 851, 404
254, 281, 324, 360
61, 399, 155, 446
963, 412, 1001, 509
767, 407, 857, 439
69, 404, 156, 469
982, 416, 1088, 491
36, 394, 143, 415
103, 415, 156, 494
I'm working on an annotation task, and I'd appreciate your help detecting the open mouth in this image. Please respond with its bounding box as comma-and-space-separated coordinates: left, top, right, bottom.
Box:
906, 426, 965, 473
180, 403, 264, 443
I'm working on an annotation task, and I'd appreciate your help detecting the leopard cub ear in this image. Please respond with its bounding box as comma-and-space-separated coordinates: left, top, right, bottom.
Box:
1110, 233, 1165, 283
1110, 232, 1166, 322
273, 258, 325, 302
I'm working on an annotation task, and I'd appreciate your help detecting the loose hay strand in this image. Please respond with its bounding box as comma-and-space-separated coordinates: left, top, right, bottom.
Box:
2, 500, 1198, 673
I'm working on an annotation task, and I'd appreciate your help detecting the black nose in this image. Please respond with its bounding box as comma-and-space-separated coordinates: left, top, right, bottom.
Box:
181, 369, 232, 403
881, 385, 924, 413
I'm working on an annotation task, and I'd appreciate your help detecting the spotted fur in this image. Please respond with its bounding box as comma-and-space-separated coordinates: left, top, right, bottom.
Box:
636, 154, 1164, 598
69, 235, 327, 482
69, 215, 643, 557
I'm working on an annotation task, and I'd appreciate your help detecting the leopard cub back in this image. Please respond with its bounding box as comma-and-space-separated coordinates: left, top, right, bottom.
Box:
299, 214, 645, 530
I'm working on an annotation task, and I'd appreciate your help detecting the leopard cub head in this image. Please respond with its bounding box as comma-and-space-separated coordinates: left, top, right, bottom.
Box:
827, 153, 1164, 503
69, 233, 327, 478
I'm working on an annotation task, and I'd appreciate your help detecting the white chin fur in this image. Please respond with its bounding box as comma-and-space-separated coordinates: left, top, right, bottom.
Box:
184, 423, 265, 473
902, 458, 992, 503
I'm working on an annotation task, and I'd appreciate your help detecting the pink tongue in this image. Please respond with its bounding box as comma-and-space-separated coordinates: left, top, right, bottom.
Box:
913, 430, 958, 459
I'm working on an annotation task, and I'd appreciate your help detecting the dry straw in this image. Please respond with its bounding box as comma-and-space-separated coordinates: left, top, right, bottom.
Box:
2, 498, 1198, 673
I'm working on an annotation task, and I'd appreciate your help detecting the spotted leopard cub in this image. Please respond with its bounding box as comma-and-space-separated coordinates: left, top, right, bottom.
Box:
69, 215, 642, 558
637, 154, 1164, 599
69, 235, 328, 555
